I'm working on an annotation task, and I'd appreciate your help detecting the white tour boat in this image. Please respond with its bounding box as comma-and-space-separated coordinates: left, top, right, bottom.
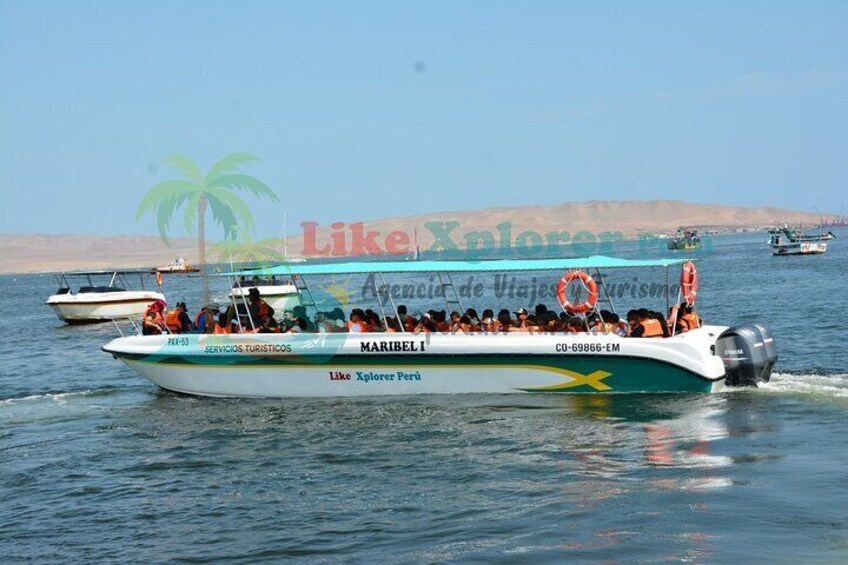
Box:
103, 256, 777, 397
48, 270, 166, 325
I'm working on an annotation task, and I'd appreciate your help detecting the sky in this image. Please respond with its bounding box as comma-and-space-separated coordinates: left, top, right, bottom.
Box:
1, 0, 846, 239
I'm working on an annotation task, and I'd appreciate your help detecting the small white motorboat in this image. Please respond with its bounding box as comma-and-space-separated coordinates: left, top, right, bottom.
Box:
48, 270, 165, 325
229, 275, 302, 313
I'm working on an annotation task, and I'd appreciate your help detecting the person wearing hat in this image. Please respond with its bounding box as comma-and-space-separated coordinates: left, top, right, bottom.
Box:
514, 307, 530, 329
247, 288, 275, 327
195, 302, 220, 334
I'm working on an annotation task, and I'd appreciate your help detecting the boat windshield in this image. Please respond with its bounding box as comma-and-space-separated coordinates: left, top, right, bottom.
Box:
234, 275, 286, 287
54, 270, 155, 292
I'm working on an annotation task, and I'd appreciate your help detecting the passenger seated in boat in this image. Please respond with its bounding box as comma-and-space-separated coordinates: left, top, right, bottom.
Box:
316, 311, 344, 333
257, 315, 281, 333
165, 302, 193, 334
464, 308, 481, 328
480, 310, 497, 333
430, 310, 447, 332
586, 311, 603, 333
385, 317, 402, 333
538, 311, 560, 333
247, 288, 275, 323
214, 312, 233, 334
289, 306, 314, 332
451, 315, 473, 333
449, 311, 462, 332
194, 302, 220, 334
534, 304, 549, 317
414, 312, 438, 333
396, 305, 414, 331
601, 310, 628, 336
497, 309, 513, 332
650, 310, 671, 337
347, 308, 368, 333
287, 317, 308, 333
630, 309, 664, 338
514, 308, 531, 329
678, 304, 703, 331
329, 308, 347, 331
668, 305, 684, 334
560, 315, 584, 333
142, 299, 168, 335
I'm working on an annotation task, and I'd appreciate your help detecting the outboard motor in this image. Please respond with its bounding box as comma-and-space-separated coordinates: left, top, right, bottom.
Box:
715, 323, 778, 387
752, 323, 778, 381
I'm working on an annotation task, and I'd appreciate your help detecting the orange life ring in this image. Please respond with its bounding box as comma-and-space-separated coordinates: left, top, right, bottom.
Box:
556, 271, 598, 314
680, 261, 698, 304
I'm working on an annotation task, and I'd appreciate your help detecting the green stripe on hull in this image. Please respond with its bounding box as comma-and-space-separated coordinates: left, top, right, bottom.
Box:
118, 352, 716, 393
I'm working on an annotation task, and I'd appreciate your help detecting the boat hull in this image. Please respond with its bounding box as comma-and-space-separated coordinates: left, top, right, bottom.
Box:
156, 267, 199, 273
103, 329, 728, 397
48, 291, 165, 323
667, 242, 701, 251
771, 242, 828, 255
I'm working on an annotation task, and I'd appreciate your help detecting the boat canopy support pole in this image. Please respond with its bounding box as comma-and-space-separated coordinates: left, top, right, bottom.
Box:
594, 268, 616, 314
294, 275, 319, 317
371, 273, 392, 332
377, 272, 405, 333
670, 286, 683, 337
437, 271, 464, 313
230, 275, 256, 332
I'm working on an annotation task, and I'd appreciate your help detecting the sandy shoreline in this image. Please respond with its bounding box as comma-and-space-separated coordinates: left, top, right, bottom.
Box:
1, 200, 837, 275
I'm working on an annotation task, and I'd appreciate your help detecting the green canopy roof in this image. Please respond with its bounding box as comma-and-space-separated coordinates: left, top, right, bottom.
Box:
223, 255, 689, 277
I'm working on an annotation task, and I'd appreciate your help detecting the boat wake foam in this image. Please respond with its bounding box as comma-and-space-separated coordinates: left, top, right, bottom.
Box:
755, 372, 848, 399
1, 389, 99, 406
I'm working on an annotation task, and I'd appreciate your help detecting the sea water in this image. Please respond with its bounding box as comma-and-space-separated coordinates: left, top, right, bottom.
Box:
2, 230, 847, 563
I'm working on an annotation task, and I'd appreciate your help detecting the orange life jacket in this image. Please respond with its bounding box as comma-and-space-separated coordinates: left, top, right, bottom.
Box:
682, 313, 700, 330
145, 308, 164, 326
214, 323, 231, 335
639, 318, 664, 338
165, 309, 183, 333
256, 300, 271, 319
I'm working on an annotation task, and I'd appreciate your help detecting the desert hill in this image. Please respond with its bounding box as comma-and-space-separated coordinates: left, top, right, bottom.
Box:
0, 200, 837, 274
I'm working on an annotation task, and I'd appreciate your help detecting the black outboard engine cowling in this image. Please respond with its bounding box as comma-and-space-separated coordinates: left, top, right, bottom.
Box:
715, 323, 778, 387
752, 323, 778, 381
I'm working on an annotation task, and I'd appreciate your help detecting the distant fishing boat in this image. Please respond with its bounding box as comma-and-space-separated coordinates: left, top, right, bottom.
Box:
155, 257, 199, 274
768, 224, 835, 256
48, 270, 165, 324
667, 229, 702, 251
